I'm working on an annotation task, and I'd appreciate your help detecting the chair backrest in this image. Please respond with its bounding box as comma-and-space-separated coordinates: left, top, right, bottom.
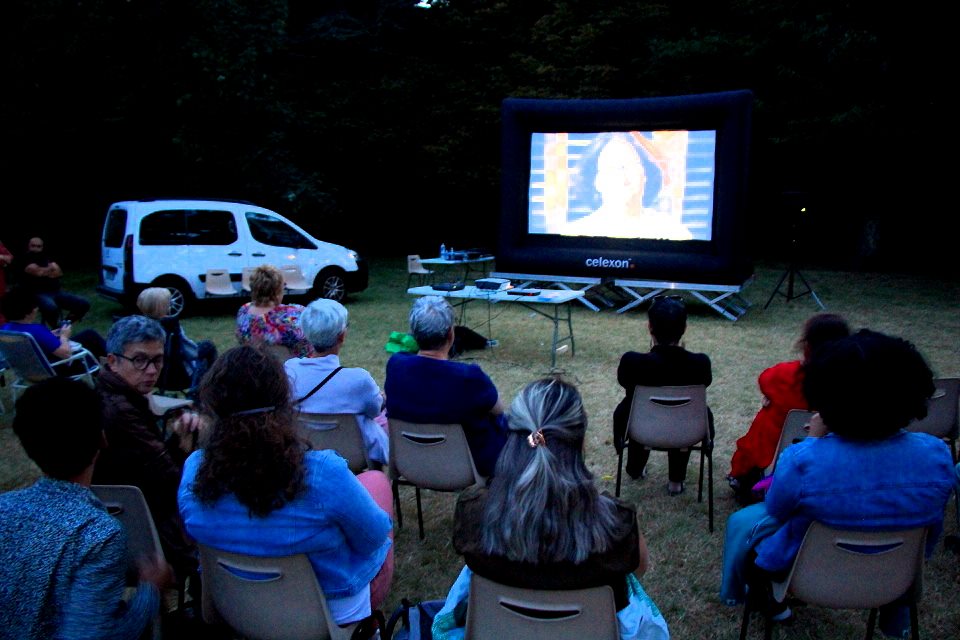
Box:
388, 418, 483, 490
465, 573, 618, 640
295, 413, 370, 474
772, 521, 926, 609
765, 409, 817, 475
0, 329, 56, 382
407, 255, 431, 275
281, 264, 310, 290
626, 385, 709, 449
205, 269, 236, 296
198, 544, 354, 640
90, 485, 165, 581
906, 377, 960, 441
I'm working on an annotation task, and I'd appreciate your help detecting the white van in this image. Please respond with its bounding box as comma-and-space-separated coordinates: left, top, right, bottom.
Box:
97, 199, 367, 315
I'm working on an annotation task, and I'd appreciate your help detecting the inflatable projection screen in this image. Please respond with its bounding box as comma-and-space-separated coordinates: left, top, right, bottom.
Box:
498, 90, 754, 284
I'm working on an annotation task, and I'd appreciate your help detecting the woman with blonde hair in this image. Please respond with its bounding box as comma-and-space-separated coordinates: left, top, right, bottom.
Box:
235, 264, 314, 358
136, 286, 217, 394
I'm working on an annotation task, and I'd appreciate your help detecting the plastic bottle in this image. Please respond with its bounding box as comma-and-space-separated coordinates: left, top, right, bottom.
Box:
440, 243, 447, 259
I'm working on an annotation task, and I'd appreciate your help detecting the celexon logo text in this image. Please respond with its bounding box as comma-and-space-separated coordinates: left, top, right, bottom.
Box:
584, 256, 633, 269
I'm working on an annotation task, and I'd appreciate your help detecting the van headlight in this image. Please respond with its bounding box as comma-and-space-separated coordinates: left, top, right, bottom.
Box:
347, 250, 359, 261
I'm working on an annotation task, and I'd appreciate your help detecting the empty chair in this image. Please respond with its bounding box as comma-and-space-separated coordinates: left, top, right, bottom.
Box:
388, 418, 484, 540
204, 269, 236, 297
739, 522, 927, 640
406, 255, 434, 288
906, 377, 959, 462
615, 384, 714, 532
198, 544, 357, 640
91, 484, 167, 637
764, 409, 816, 476
296, 412, 371, 474
281, 264, 311, 291
466, 573, 618, 640
0, 329, 100, 402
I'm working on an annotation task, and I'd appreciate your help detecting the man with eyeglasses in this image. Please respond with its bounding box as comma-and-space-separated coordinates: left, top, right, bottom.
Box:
93, 315, 206, 597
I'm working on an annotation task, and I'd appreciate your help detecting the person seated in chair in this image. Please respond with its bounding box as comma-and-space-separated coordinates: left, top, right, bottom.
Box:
726, 312, 850, 505
286, 297, 389, 467
93, 315, 206, 589
735, 329, 955, 635
236, 264, 314, 358
613, 295, 712, 496
137, 287, 217, 396
432, 377, 669, 640
0, 285, 106, 364
178, 345, 394, 627
13, 236, 91, 328
384, 295, 508, 478
0, 377, 172, 639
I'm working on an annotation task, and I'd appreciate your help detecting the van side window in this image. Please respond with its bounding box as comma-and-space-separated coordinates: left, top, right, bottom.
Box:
140, 210, 188, 245
187, 210, 237, 245
103, 209, 128, 247
246, 212, 316, 249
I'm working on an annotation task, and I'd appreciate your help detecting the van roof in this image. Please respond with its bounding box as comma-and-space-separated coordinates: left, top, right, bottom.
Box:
111, 198, 257, 206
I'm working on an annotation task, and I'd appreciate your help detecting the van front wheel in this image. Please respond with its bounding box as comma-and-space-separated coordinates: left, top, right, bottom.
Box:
152, 277, 195, 317
313, 268, 347, 302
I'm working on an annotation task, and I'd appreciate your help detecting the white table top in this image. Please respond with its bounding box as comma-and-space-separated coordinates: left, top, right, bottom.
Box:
408, 285, 584, 305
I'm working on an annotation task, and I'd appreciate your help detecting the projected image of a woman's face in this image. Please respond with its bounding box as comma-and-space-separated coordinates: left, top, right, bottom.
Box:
593, 135, 647, 210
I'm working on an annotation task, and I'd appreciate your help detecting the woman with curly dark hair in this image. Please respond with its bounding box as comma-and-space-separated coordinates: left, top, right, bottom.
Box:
177, 345, 394, 626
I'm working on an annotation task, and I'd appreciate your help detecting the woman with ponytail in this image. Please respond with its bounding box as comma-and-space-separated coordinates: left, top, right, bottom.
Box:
432, 377, 670, 640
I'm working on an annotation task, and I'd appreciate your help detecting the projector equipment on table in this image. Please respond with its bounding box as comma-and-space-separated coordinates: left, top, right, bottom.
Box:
432, 281, 465, 292
475, 278, 511, 291
764, 200, 824, 310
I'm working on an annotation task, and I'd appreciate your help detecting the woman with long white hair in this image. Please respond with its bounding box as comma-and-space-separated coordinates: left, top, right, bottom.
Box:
432, 377, 670, 640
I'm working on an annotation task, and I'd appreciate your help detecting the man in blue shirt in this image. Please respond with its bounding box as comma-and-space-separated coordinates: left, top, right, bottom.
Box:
0, 377, 172, 639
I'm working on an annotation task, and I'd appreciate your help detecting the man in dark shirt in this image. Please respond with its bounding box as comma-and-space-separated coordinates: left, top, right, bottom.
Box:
613, 295, 713, 495
15, 236, 90, 327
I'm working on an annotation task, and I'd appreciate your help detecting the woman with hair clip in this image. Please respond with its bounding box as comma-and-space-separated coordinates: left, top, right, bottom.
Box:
432, 377, 670, 640
177, 345, 394, 629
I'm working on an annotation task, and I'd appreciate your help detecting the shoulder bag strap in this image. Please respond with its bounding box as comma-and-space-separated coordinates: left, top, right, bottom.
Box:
294, 366, 343, 405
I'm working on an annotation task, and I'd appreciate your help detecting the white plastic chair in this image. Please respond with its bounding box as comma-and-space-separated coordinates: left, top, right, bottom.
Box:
739, 522, 926, 640
615, 384, 713, 532
199, 545, 357, 640
388, 418, 485, 540
466, 573, 618, 640
295, 412, 372, 474
204, 269, 236, 297
407, 255, 434, 288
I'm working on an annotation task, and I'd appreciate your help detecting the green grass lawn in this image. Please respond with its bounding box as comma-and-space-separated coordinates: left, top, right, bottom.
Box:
2, 257, 958, 639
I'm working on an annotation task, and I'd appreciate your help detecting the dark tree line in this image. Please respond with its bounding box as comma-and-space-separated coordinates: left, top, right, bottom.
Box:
2, 0, 952, 271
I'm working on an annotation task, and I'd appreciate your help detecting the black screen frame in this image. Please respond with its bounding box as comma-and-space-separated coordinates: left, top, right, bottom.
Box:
498, 90, 754, 285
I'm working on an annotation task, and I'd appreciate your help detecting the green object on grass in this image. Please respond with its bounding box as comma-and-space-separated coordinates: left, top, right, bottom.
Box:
385, 331, 419, 354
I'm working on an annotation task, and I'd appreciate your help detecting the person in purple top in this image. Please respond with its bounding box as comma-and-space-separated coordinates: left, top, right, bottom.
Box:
0, 286, 105, 363
384, 295, 508, 478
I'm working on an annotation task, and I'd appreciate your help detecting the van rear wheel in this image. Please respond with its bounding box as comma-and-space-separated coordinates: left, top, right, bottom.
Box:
313, 268, 346, 302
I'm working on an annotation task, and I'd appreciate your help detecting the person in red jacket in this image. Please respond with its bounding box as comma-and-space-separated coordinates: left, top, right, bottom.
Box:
726, 313, 850, 505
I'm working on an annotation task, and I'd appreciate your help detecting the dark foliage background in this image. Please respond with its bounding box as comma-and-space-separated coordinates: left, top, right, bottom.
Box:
2, 0, 953, 273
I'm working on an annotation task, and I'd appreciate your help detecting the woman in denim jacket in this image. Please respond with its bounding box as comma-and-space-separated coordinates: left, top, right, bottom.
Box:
178, 345, 394, 627
740, 329, 955, 637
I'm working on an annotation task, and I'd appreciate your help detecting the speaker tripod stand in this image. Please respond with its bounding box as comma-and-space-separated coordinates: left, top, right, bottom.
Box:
764, 262, 824, 310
